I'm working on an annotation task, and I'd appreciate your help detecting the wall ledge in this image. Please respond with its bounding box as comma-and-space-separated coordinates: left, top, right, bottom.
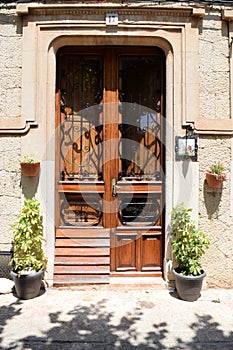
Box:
16, 3, 205, 18
194, 118, 233, 135
222, 9, 233, 20
0, 117, 38, 134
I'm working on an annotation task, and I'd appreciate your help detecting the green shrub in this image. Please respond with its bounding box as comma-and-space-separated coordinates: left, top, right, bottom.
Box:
20, 154, 38, 163
10, 198, 47, 276
170, 203, 210, 276
209, 163, 225, 176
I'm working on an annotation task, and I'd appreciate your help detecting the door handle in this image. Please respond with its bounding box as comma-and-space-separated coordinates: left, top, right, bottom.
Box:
112, 178, 117, 197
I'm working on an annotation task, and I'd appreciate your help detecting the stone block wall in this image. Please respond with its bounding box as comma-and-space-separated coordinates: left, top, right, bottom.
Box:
0, 136, 21, 251
0, 2, 232, 286
0, 4, 22, 250
199, 9, 230, 120
0, 5, 22, 118
198, 8, 233, 287
199, 136, 233, 287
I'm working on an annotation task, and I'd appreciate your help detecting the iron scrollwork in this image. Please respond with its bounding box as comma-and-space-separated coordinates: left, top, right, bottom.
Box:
118, 195, 161, 226
59, 56, 103, 181
60, 194, 103, 227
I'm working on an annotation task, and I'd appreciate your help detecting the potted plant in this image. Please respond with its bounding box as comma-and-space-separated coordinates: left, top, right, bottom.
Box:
170, 203, 210, 301
20, 154, 40, 177
205, 163, 226, 189
10, 198, 47, 299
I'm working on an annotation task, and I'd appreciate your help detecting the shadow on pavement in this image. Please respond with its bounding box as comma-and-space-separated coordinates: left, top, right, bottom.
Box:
0, 294, 233, 349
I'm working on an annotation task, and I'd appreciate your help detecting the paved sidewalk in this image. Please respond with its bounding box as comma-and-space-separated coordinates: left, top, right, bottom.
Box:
0, 285, 233, 349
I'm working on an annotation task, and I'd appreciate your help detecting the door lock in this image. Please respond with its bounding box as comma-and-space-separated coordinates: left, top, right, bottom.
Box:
112, 178, 117, 197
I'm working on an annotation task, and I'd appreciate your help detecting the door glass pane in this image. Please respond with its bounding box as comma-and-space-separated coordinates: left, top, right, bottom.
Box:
118, 194, 161, 226
59, 55, 103, 181
118, 55, 164, 226
57, 53, 104, 228
59, 193, 102, 227
118, 56, 163, 181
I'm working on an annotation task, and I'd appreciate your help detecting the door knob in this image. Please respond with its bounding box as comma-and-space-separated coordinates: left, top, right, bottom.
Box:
112, 178, 117, 197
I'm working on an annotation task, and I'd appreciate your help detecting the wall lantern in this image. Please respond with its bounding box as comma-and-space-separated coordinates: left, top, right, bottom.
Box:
175, 125, 198, 161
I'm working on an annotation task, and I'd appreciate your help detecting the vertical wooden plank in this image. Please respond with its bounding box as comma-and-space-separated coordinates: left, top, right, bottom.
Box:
55, 90, 61, 228
103, 49, 118, 229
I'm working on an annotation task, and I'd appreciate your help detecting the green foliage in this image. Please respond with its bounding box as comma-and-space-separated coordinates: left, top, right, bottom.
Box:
209, 163, 225, 176
10, 198, 47, 276
20, 154, 38, 163
170, 203, 210, 276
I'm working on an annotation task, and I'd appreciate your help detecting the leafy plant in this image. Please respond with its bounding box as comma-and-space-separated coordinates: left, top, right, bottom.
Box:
10, 198, 47, 276
209, 163, 225, 176
20, 154, 38, 163
170, 203, 210, 276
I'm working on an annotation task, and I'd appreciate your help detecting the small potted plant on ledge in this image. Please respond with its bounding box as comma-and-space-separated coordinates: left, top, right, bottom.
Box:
205, 163, 226, 189
170, 203, 210, 302
10, 198, 47, 299
20, 154, 40, 177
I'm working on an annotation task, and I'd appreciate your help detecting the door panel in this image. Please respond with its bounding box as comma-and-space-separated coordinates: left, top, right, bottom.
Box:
111, 52, 165, 275
141, 235, 162, 270
116, 234, 137, 271
57, 51, 104, 228
55, 47, 165, 284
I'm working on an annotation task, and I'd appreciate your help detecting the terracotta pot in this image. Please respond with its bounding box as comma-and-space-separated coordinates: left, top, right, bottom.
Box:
20, 162, 40, 177
205, 172, 225, 189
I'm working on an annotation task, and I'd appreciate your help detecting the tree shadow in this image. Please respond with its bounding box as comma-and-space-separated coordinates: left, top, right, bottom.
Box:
1, 298, 168, 350
177, 314, 233, 349
0, 299, 23, 345
1, 296, 233, 349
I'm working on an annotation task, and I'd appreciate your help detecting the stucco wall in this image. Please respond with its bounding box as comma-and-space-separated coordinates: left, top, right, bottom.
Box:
199, 136, 233, 287
198, 8, 233, 287
0, 136, 21, 251
0, 4, 22, 250
0, 2, 232, 286
199, 8, 230, 120
0, 5, 22, 118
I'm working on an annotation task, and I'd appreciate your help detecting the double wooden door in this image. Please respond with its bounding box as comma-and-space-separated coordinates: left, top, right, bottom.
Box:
55, 46, 165, 284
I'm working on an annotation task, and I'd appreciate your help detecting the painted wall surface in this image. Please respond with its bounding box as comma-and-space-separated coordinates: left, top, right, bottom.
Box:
0, 2, 232, 287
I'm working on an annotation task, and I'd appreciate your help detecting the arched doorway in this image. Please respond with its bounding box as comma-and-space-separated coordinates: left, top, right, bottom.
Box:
54, 46, 165, 284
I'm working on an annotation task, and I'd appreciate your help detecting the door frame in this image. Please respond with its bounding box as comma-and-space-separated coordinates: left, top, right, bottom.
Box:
106, 48, 166, 275
55, 45, 166, 278
17, 2, 203, 283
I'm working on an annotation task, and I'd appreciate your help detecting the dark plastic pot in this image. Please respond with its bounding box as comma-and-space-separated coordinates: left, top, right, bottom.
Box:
10, 270, 44, 300
173, 269, 206, 302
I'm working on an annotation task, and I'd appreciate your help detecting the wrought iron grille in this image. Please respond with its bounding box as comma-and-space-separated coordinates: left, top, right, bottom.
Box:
60, 112, 103, 181
118, 194, 161, 225
60, 193, 102, 226
118, 55, 163, 181
59, 55, 103, 181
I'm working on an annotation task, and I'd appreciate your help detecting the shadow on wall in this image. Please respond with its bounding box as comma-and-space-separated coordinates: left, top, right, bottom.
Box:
20, 172, 40, 199
203, 180, 223, 219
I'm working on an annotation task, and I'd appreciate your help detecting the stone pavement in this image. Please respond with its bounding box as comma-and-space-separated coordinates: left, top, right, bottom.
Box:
0, 283, 233, 350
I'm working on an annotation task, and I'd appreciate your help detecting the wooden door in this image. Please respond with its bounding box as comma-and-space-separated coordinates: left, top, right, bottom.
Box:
54, 47, 165, 285
110, 50, 165, 276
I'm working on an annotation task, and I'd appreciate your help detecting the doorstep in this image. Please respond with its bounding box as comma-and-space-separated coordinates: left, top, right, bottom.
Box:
50, 276, 167, 291
109, 276, 167, 290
